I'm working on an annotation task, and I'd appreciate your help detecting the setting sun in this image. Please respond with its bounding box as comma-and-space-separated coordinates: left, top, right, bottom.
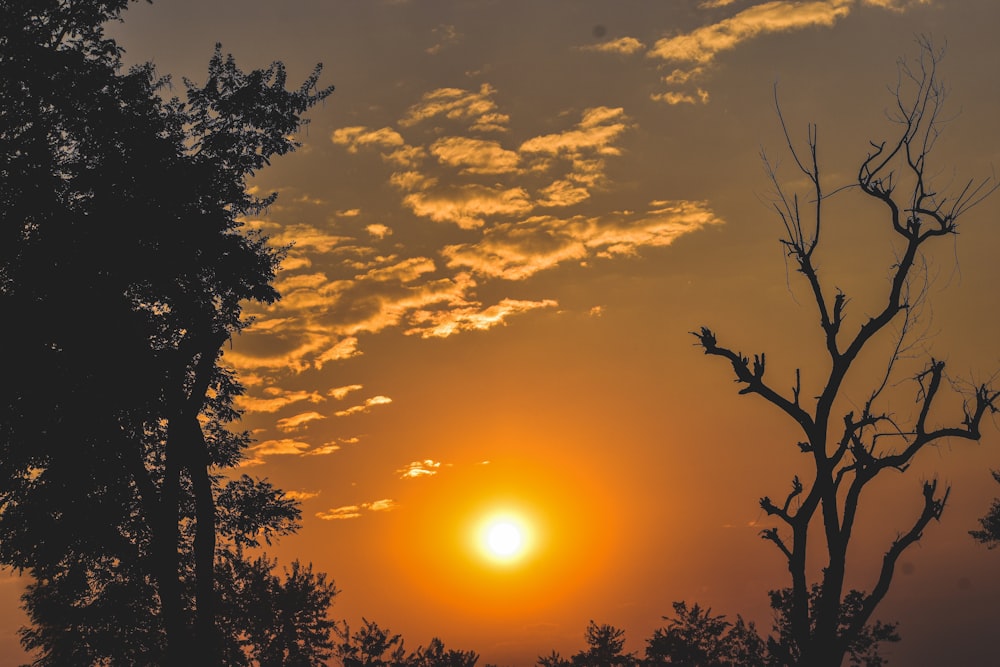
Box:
475, 512, 533, 564
486, 520, 522, 556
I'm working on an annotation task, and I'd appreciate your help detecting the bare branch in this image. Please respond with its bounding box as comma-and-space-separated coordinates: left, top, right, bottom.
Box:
846, 480, 949, 641
692, 328, 815, 435
761, 527, 794, 564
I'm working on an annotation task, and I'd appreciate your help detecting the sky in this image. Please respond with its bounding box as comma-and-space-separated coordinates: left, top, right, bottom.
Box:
5, 0, 1000, 664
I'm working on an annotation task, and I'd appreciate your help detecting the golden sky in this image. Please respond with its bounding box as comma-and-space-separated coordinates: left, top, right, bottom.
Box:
5, 1, 1000, 664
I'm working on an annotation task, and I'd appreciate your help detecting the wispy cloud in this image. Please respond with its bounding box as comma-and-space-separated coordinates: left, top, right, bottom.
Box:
234, 388, 324, 414
316, 498, 398, 521
430, 136, 521, 175
576, 1, 926, 104
304, 442, 342, 456
335, 395, 394, 417
331, 126, 407, 153
406, 298, 558, 339
648, 1, 853, 66
276, 411, 326, 432
283, 489, 321, 501
229, 84, 722, 379
426, 23, 462, 55
399, 84, 509, 132
576, 36, 646, 56
397, 459, 444, 479
440, 201, 723, 280
248, 438, 312, 457
329, 384, 364, 400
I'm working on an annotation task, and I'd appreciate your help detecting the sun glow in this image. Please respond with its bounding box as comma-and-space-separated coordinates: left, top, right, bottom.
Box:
477, 513, 532, 564
487, 521, 522, 556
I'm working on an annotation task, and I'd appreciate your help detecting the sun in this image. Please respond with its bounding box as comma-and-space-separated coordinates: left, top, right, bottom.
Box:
476, 512, 533, 564
487, 521, 522, 556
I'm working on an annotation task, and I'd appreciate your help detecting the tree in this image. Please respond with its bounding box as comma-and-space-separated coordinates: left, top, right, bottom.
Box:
645, 601, 767, 667
0, 0, 334, 662
570, 621, 636, 667
692, 37, 997, 667
970, 471, 1000, 548
333, 619, 407, 667
405, 637, 480, 667
215, 553, 338, 666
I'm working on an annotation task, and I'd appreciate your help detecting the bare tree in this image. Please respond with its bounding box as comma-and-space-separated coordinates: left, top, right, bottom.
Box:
693, 37, 998, 667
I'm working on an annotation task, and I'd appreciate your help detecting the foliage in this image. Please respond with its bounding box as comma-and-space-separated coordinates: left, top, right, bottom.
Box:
645, 601, 767, 667
217, 554, 338, 666
0, 0, 334, 662
333, 619, 480, 667
970, 470, 1000, 549
767, 587, 899, 667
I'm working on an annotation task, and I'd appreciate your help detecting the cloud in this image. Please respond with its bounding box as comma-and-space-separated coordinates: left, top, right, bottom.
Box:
239, 85, 723, 375
399, 84, 509, 132
249, 439, 312, 456
316, 505, 362, 520
356, 257, 437, 283
335, 395, 394, 417
861, 0, 930, 9
366, 223, 392, 239
577, 36, 646, 55
640, 0, 935, 104
316, 498, 398, 520
329, 384, 364, 400
276, 411, 326, 432
651, 89, 711, 105
648, 1, 852, 66
366, 499, 397, 512
519, 106, 629, 156
241, 437, 313, 467
402, 185, 534, 229
283, 490, 321, 501
331, 126, 406, 153
234, 388, 324, 414
430, 136, 521, 175
223, 330, 346, 374
440, 201, 723, 280
406, 298, 558, 339
397, 459, 443, 479
427, 23, 462, 55
316, 337, 363, 367
304, 442, 342, 456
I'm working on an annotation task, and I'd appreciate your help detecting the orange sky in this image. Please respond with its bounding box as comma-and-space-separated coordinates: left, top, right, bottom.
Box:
5, 1, 1000, 664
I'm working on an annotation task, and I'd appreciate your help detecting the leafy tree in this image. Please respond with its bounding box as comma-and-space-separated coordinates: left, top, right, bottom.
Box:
766, 586, 898, 667
405, 637, 480, 667
0, 0, 333, 662
332, 620, 484, 667
334, 618, 407, 667
216, 553, 338, 666
691, 37, 997, 667
970, 470, 1000, 548
645, 601, 767, 667
570, 621, 636, 667
537, 650, 572, 667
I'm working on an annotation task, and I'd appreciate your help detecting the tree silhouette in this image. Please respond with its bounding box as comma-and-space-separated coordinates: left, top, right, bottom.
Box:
970, 471, 1000, 549
0, 0, 333, 662
692, 37, 997, 667
541, 621, 637, 667
333, 620, 483, 667
645, 601, 767, 667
